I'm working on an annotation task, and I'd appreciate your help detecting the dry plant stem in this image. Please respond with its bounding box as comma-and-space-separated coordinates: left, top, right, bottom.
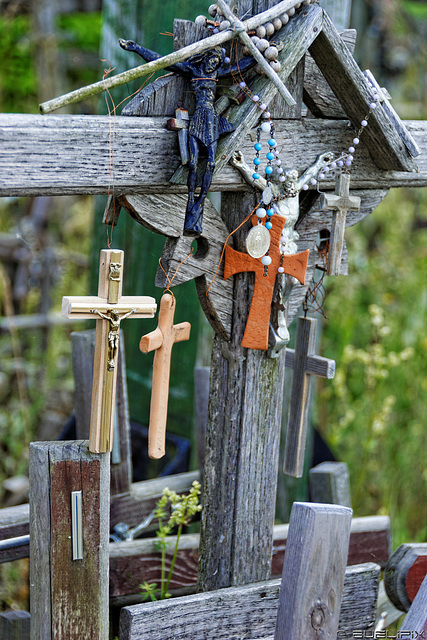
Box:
40, 0, 307, 113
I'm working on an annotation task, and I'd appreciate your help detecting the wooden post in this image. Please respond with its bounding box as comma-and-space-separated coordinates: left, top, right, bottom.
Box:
309, 461, 351, 507
0, 610, 30, 640
274, 502, 353, 640
62, 249, 156, 452
385, 543, 427, 612
29, 441, 110, 640
396, 575, 427, 639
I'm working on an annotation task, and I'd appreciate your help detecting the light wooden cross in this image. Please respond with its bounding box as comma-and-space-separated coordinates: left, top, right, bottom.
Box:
140, 292, 191, 459
166, 108, 189, 165
224, 217, 309, 350
283, 316, 335, 478
322, 173, 361, 276
62, 249, 157, 453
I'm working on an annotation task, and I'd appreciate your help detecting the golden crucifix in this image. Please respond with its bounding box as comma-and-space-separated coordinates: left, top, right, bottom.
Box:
62, 249, 157, 453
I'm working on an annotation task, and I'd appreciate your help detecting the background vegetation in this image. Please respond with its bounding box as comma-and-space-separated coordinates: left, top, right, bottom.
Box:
0, 0, 425, 612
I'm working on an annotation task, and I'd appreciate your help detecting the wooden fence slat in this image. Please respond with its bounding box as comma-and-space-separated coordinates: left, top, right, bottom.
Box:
384, 543, 427, 612
0, 610, 31, 640
309, 461, 351, 507
0, 115, 426, 197
274, 502, 352, 640
119, 562, 380, 640
396, 575, 427, 639
29, 441, 110, 640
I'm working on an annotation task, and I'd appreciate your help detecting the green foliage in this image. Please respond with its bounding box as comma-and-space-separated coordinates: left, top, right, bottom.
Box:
140, 480, 201, 600
319, 188, 427, 546
0, 15, 37, 113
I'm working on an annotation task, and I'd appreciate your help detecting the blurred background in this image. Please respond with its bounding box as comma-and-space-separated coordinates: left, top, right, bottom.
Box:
0, 0, 426, 612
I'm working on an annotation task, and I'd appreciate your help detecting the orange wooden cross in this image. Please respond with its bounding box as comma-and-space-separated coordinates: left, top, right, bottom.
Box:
140, 293, 191, 459
224, 217, 309, 350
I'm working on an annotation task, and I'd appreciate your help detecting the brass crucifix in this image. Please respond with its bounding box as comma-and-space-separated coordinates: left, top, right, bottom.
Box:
62, 249, 157, 453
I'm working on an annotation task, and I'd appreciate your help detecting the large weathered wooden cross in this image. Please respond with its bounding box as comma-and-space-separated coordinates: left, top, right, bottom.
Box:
283, 316, 335, 477
322, 173, 361, 276
140, 292, 191, 459
62, 249, 157, 453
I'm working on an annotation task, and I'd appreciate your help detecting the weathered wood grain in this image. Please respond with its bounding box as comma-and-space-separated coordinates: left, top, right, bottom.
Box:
72, 329, 132, 495
0, 115, 425, 197
275, 502, 352, 640
29, 441, 110, 640
309, 461, 351, 507
309, 11, 417, 172
0, 610, 30, 640
385, 543, 427, 612
396, 575, 427, 639
319, 0, 352, 31
119, 562, 380, 640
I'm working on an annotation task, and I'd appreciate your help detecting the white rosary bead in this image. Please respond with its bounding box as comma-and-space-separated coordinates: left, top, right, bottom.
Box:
318, 173, 325, 180
280, 13, 289, 24
265, 22, 275, 37
273, 18, 282, 31
370, 102, 377, 109
287, 7, 296, 17
257, 207, 267, 218
264, 46, 279, 61
261, 255, 272, 266
277, 167, 284, 174
219, 20, 231, 30
195, 15, 207, 26
216, 5, 223, 15
276, 159, 282, 165
270, 60, 282, 72
262, 111, 271, 118
261, 122, 271, 133
251, 35, 260, 46
260, 102, 267, 110
208, 4, 217, 17
256, 25, 266, 38
353, 137, 360, 145
256, 38, 269, 53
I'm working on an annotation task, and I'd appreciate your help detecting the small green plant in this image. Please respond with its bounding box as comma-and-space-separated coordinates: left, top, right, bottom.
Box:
140, 480, 201, 601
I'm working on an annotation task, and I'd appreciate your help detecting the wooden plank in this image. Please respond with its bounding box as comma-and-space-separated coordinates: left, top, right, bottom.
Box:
275, 502, 352, 640
119, 562, 380, 640
385, 543, 427, 612
0, 610, 31, 640
29, 441, 110, 640
309, 461, 351, 507
319, 0, 352, 31
309, 11, 417, 172
0, 115, 426, 197
396, 575, 427, 639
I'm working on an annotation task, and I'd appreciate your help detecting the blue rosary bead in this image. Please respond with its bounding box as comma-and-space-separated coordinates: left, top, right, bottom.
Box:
252, 172, 260, 180
265, 221, 273, 230
254, 143, 262, 151
265, 166, 273, 175
253, 157, 261, 166
267, 209, 273, 216
268, 138, 276, 147
266, 152, 275, 161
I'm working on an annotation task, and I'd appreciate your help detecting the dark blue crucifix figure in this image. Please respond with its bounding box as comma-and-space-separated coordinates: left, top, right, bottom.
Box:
119, 39, 255, 237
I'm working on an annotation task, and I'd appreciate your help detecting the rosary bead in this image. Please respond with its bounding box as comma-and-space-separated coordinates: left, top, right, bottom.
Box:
278, 266, 285, 273
251, 35, 260, 46
256, 207, 267, 218
220, 21, 231, 31
252, 94, 260, 102
276, 159, 282, 165
348, 146, 355, 153
268, 138, 277, 146
361, 119, 368, 127
302, 184, 308, 190
261, 255, 272, 265
256, 25, 266, 38
337, 160, 344, 167
213, 28, 219, 33
277, 167, 284, 174
310, 178, 317, 185
330, 161, 337, 168
253, 172, 261, 180
261, 122, 271, 133
353, 137, 360, 145
195, 15, 207, 26
280, 13, 289, 24
323, 165, 330, 172
254, 142, 262, 151
318, 173, 325, 180
273, 18, 282, 30
370, 102, 377, 109
287, 7, 296, 16
347, 154, 354, 160
265, 22, 275, 37
265, 166, 273, 175
256, 38, 269, 53
253, 157, 261, 165
266, 152, 275, 160
269, 60, 282, 72
239, 81, 246, 88
264, 46, 279, 61
260, 102, 267, 110
345, 158, 352, 166
267, 209, 273, 216
262, 111, 271, 118
208, 4, 217, 17
265, 221, 273, 230
224, 56, 231, 64
279, 175, 286, 182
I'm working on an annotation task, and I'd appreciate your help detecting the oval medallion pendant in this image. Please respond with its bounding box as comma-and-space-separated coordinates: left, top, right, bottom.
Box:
246, 224, 271, 259
262, 186, 273, 205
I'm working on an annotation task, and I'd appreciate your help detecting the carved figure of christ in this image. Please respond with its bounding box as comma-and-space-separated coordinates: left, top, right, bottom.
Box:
62, 249, 157, 453
229, 149, 333, 352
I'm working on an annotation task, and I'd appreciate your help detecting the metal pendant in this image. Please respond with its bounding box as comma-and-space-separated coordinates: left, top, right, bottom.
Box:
246, 224, 271, 259
262, 186, 273, 205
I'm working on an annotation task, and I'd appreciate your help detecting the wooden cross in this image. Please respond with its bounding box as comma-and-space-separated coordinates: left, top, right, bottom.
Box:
322, 173, 361, 276
283, 316, 335, 478
140, 292, 191, 460
166, 108, 189, 165
224, 217, 309, 350
62, 249, 157, 453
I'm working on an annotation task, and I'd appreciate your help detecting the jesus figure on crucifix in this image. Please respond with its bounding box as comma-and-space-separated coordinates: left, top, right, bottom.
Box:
119, 38, 255, 237
230, 148, 333, 355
